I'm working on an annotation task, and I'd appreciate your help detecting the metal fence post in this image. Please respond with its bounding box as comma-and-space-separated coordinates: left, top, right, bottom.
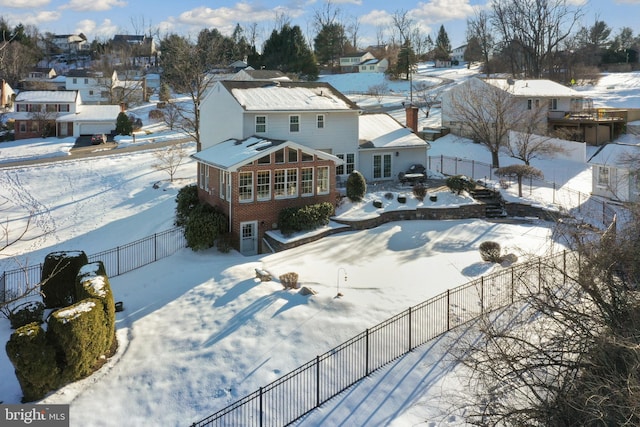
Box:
117, 246, 121, 276
316, 355, 320, 408
259, 386, 263, 427
511, 267, 515, 304
153, 233, 157, 262
446, 289, 451, 331
408, 307, 412, 351
365, 329, 370, 376
480, 276, 484, 314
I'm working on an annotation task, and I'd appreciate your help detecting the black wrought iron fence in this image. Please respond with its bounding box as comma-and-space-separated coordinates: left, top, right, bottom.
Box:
1, 227, 186, 304
190, 251, 576, 427
427, 154, 617, 226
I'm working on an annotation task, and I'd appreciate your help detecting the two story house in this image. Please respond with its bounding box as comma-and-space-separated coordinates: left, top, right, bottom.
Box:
442, 77, 628, 145
195, 80, 429, 255
339, 52, 375, 73
13, 90, 120, 140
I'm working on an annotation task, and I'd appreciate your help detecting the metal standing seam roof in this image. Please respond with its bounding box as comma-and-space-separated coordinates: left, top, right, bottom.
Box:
222, 81, 360, 112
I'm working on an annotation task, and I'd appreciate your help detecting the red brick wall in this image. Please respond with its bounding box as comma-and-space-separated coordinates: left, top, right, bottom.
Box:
196, 149, 339, 253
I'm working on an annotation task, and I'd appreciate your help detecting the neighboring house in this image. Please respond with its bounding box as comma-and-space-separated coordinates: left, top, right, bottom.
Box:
65, 69, 145, 105
229, 60, 248, 72
358, 58, 389, 73
230, 68, 290, 82
1, 79, 15, 111
20, 67, 64, 91
442, 77, 628, 145
50, 34, 88, 54
339, 51, 375, 73
65, 69, 114, 104
196, 80, 429, 254
112, 35, 157, 64
588, 141, 640, 202
451, 45, 467, 63
12, 90, 119, 139
192, 137, 342, 255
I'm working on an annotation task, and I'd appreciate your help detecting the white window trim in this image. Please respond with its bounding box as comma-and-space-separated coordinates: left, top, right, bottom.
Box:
597, 166, 610, 188
316, 114, 325, 129
289, 115, 300, 133
317, 166, 330, 195
239, 171, 254, 203
255, 115, 267, 133
301, 167, 314, 196
257, 170, 271, 201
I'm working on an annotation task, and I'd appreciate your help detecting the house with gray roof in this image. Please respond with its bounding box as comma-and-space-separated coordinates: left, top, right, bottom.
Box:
12, 90, 120, 139
588, 140, 640, 202
195, 80, 429, 254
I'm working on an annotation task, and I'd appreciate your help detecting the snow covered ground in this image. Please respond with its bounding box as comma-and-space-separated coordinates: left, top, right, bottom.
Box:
0, 66, 639, 426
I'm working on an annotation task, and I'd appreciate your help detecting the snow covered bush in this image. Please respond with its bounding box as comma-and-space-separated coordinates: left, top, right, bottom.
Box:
446, 175, 475, 195
280, 272, 299, 289
413, 183, 427, 201
9, 301, 45, 329
41, 250, 89, 308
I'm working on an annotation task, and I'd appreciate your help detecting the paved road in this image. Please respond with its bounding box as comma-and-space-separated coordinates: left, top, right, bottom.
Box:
0, 136, 193, 169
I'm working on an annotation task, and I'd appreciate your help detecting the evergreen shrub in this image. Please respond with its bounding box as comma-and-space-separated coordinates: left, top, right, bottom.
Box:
9, 301, 45, 329
278, 202, 333, 236
184, 203, 227, 251
6, 322, 61, 402
413, 183, 427, 201
346, 171, 366, 202
48, 298, 109, 383
41, 251, 88, 308
76, 262, 116, 350
446, 175, 475, 195
175, 184, 199, 227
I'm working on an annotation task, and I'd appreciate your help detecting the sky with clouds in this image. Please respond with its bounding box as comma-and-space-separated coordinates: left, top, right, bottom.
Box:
1, 0, 639, 50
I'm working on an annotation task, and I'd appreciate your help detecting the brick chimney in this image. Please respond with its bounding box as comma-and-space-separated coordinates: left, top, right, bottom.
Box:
405, 104, 419, 133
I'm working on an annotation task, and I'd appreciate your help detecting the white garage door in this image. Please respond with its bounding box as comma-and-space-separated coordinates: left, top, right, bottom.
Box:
80, 123, 114, 135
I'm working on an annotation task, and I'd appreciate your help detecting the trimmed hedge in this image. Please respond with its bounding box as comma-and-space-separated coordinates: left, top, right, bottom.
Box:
278, 202, 334, 236
175, 184, 199, 227
41, 251, 88, 308
346, 171, 366, 202
184, 203, 228, 251
76, 262, 116, 351
48, 298, 109, 383
6, 322, 61, 402
9, 301, 45, 329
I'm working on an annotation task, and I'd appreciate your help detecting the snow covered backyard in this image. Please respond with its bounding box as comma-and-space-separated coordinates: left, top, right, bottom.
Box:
1, 66, 639, 426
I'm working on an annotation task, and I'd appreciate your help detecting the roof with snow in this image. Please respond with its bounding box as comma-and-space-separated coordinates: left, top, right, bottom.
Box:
484, 78, 580, 97
192, 136, 343, 172
15, 90, 78, 103
358, 113, 430, 149
588, 142, 640, 167
221, 81, 359, 112
56, 105, 121, 122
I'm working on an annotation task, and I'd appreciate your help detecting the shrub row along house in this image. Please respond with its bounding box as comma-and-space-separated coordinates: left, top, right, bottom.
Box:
194, 80, 429, 255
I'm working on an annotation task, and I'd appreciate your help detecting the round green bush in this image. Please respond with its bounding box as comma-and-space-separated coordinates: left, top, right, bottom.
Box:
346, 171, 366, 202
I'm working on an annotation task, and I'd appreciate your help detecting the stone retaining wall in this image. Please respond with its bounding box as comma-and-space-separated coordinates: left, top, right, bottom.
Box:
264, 201, 559, 253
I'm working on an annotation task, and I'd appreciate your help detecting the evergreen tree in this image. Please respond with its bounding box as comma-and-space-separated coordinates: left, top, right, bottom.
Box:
115, 112, 133, 135
261, 25, 319, 79
314, 22, 347, 71
434, 25, 451, 61
396, 39, 417, 80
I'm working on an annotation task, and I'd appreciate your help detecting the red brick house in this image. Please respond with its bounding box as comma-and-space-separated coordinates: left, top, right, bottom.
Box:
192, 136, 342, 255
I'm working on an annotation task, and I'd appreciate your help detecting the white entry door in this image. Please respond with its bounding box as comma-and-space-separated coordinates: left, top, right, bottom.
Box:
240, 221, 258, 255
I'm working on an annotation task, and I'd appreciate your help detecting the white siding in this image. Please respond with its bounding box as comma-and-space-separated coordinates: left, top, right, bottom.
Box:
200, 83, 245, 149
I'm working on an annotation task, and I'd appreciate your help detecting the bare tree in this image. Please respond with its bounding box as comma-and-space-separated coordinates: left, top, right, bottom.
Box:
443, 78, 520, 167
345, 15, 360, 50
454, 208, 640, 426
162, 101, 182, 131
466, 9, 494, 75
413, 83, 441, 118
491, 0, 582, 78
151, 143, 190, 183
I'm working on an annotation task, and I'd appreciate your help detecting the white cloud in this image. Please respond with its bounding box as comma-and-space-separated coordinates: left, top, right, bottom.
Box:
75, 18, 119, 40
60, 0, 126, 12
0, 0, 50, 7
3, 10, 60, 27
360, 9, 394, 27
413, 0, 475, 24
